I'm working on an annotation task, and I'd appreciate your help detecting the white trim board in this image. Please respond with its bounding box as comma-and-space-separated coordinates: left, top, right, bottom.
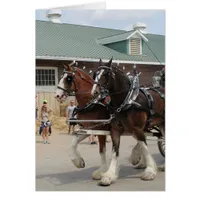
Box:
127, 30, 148, 42
36, 56, 164, 65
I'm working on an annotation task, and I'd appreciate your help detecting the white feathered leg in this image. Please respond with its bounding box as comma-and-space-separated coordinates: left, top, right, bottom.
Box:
100, 150, 119, 186
129, 142, 146, 169
92, 148, 107, 180
68, 135, 89, 168
138, 141, 157, 180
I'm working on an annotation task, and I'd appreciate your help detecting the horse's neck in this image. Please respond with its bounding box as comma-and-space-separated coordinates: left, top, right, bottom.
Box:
75, 72, 94, 107
110, 70, 130, 106
76, 93, 93, 107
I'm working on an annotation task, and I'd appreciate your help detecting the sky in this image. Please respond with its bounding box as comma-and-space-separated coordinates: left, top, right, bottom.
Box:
36, 9, 165, 35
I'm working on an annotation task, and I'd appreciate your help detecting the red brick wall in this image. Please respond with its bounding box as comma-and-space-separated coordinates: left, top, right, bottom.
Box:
36, 59, 164, 87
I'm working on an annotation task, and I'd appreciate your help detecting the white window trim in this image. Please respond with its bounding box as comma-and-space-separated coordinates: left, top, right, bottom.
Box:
140, 38, 142, 55
127, 30, 148, 42
36, 66, 58, 92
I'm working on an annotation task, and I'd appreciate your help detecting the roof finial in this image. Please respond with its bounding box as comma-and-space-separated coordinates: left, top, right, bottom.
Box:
47, 9, 62, 24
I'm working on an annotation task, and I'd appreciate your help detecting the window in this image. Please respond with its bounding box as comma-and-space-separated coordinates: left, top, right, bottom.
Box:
36, 68, 56, 86
130, 38, 141, 55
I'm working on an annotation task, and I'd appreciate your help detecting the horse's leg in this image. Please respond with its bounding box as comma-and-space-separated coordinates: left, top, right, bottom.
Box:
135, 129, 157, 180
130, 141, 146, 169
158, 124, 165, 137
68, 134, 89, 168
100, 126, 121, 186
92, 135, 107, 180
157, 124, 165, 172
130, 123, 164, 169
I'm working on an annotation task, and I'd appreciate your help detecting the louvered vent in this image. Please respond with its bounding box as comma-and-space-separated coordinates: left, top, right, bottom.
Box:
130, 38, 141, 55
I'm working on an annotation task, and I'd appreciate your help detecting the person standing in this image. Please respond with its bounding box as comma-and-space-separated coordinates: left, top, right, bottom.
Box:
66, 100, 76, 134
89, 135, 97, 145
35, 94, 38, 134
40, 100, 52, 144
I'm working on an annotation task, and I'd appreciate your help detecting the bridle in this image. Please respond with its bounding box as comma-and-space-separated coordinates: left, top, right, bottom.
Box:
94, 65, 114, 88
94, 65, 133, 106
57, 67, 95, 96
57, 70, 77, 96
94, 65, 130, 91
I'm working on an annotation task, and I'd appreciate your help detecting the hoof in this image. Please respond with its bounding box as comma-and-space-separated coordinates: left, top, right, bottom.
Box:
71, 157, 85, 168
141, 167, 156, 181
99, 176, 112, 186
92, 170, 103, 180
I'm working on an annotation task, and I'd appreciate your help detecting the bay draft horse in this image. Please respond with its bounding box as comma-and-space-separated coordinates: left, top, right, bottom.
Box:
55, 62, 112, 181
91, 59, 165, 186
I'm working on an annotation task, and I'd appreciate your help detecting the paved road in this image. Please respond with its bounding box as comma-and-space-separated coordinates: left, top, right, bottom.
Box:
36, 130, 165, 191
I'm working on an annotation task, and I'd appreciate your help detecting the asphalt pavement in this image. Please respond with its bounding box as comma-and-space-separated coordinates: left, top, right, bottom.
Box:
36, 130, 165, 191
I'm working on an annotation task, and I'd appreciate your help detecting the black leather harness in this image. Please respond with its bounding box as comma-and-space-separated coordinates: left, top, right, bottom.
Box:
72, 101, 106, 117
139, 88, 155, 115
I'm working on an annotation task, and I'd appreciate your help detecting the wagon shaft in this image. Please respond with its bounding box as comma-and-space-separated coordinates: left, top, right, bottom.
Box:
73, 129, 110, 135
67, 119, 110, 123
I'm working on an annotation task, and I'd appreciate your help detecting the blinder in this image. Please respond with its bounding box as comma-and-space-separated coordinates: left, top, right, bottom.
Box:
95, 65, 113, 88
64, 74, 73, 85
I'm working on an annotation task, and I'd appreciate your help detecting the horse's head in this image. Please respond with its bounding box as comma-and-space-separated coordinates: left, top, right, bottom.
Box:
55, 62, 76, 102
91, 58, 114, 96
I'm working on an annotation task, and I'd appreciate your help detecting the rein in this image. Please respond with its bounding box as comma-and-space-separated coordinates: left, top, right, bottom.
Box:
58, 67, 106, 114
57, 69, 77, 95
57, 68, 93, 96
61, 67, 129, 95
96, 65, 134, 116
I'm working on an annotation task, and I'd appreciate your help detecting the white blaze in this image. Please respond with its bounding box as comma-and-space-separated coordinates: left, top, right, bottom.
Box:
55, 74, 67, 97
91, 69, 104, 95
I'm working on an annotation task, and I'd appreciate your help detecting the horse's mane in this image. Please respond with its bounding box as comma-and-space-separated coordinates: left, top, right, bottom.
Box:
75, 67, 94, 86
111, 65, 131, 85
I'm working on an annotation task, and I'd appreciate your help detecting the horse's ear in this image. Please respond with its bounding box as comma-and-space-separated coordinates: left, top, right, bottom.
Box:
63, 63, 69, 70
107, 57, 113, 67
69, 61, 75, 67
99, 58, 103, 66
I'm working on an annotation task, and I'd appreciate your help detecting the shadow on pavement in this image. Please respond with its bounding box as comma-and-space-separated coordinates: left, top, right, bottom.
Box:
36, 166, 99, 186
36, 163, 153, 187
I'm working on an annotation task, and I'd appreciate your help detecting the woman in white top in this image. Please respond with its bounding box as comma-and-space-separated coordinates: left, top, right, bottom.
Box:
41, 100, 52, 144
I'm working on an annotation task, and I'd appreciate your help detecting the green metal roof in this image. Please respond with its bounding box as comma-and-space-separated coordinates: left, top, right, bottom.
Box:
97, 30, 135, 44
142, 34, 165, 63
97, 29, 148, 44
36, 20, 165, 64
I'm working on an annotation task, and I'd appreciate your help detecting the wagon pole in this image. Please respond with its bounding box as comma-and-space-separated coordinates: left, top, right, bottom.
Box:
66, 119, 111, 123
